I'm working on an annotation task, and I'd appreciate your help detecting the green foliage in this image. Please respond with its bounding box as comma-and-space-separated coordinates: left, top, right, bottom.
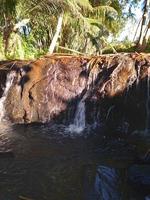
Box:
0, 34, 5, 60
0, 0, 17, 16
103, 39, 136, 54
22, 34, 47, 59
0, 0, 143, 60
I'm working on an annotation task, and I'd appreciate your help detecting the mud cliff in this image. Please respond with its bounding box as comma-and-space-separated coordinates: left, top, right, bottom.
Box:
0, 53, 149, 132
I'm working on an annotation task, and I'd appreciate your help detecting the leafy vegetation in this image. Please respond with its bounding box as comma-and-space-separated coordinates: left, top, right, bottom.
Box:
0, 0, 148, 60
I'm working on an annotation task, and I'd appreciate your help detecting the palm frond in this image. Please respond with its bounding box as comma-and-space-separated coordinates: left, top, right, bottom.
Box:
92, 5, 118, 18
73, 0, 93, 10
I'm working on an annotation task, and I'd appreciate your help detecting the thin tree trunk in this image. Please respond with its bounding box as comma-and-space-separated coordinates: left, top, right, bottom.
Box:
3, 15, 13, 56
141, 19, 150, 49
144, 20, 150, 41
48, 14, 63, 54
133, 18, 142, 42
137, 0, 148, 47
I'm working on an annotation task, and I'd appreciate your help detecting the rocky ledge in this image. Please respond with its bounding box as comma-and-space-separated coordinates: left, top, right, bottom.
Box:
0, 53, 149, 132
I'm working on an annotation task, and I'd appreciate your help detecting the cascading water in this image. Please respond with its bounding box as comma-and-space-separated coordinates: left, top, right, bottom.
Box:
67, 59, 101, 134
0, 71, 15, 122
68, 100, 86, 133
136, 65, 140, 87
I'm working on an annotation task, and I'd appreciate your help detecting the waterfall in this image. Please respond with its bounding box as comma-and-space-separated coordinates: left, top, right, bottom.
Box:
0, 72, 15, 122
68, 100, 86, 133
136, 65, 140, 87
73, 100, 86, 131
145, 67, 150, 133
67, 59, 101, 134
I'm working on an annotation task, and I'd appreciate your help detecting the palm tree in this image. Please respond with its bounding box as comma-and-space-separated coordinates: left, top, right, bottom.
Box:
137, 0, 149, 49
59, 0, 122, 54
16, 0, 122, 55
0, 0, 17, 56
1, 0, 136, 57
48, 13, 63, 54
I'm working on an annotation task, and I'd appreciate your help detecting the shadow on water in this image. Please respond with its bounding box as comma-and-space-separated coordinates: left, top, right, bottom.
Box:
0, 122, 150, 200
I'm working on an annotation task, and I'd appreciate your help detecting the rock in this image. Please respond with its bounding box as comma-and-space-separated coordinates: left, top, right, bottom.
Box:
0, 53, 149, 126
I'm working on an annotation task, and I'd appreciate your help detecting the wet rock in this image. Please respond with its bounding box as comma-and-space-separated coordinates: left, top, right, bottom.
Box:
0, 53, 149, 125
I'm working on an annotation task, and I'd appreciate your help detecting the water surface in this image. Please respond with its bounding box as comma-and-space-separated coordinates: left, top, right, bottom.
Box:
0, 123, 150, 200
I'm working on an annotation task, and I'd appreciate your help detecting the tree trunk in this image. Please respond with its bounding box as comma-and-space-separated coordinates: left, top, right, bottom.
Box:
133, 18, 142, 42
3, 16, 13, 56
144, 20, 150, 42
140, 19, 150, 50
48, 14, 63, 54
137, 0, 148, 49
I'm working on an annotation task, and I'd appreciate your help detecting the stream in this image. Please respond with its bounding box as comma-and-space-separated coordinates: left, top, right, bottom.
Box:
0, 122, 150, 200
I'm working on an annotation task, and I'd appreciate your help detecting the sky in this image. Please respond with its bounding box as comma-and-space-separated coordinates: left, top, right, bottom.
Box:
118, 2, 143, 41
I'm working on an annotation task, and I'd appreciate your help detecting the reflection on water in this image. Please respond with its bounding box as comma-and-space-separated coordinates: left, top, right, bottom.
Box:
87, 165, 121, 200
0, 122, 150, 200
94, 166, 120, 200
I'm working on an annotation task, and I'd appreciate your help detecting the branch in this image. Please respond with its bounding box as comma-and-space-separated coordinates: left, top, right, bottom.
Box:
58, 46, 85, 55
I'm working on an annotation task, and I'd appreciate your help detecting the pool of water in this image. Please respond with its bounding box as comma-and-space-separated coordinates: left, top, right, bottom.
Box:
0, 122, 150, 200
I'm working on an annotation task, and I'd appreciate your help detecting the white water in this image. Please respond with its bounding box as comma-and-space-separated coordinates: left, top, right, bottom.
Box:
68, 100, 86, 133
0, 72, 15, 122
136, 65, 140, 87
67, 59, 102, 134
